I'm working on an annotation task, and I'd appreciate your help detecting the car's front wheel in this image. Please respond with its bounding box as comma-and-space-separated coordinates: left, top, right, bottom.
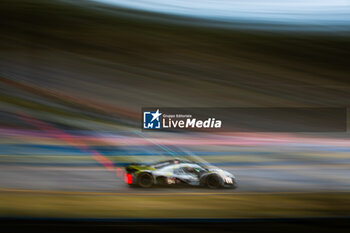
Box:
156, 176, 167, 186
137, 172, 154, 188
206, 174, 223, 189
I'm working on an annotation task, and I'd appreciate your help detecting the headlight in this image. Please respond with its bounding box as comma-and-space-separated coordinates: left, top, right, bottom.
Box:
224, 177, 233, 184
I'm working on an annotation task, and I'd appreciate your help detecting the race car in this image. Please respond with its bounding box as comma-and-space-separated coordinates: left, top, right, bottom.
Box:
124, 159, 236, 189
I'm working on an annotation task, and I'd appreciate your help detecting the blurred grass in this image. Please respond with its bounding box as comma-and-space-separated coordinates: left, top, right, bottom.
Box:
0, 192, 349, 218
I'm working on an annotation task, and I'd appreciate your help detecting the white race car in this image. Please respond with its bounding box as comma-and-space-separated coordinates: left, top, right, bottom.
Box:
125, 159, 237, 189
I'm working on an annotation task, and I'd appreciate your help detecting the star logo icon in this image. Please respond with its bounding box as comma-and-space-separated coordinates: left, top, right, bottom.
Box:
142, 109, 162, 129
151, 109, 162, 122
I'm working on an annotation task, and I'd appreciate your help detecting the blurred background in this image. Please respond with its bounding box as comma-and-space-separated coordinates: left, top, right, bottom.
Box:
0, 0, 350, 219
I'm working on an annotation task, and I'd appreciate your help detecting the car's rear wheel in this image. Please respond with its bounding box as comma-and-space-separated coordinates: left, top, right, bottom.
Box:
206, 174, 222, 189
137, 172, 153, 188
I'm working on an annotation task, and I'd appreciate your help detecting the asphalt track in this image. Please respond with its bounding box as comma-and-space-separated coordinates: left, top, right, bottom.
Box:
1, 163, 350, 194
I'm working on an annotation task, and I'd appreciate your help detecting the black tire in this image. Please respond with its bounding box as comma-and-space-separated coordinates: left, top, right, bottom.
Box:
206, 174, 223, 189
137, 172, 154, 188
156, 177, 167, 186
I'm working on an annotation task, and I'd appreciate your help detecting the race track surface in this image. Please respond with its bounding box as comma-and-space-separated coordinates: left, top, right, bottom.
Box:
1, 163, 350, 194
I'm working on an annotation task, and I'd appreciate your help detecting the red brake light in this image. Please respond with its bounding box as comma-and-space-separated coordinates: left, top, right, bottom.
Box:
125, 173, 133, 184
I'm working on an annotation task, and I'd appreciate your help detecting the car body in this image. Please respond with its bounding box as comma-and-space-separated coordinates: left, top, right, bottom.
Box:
124, 159, 236, 189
